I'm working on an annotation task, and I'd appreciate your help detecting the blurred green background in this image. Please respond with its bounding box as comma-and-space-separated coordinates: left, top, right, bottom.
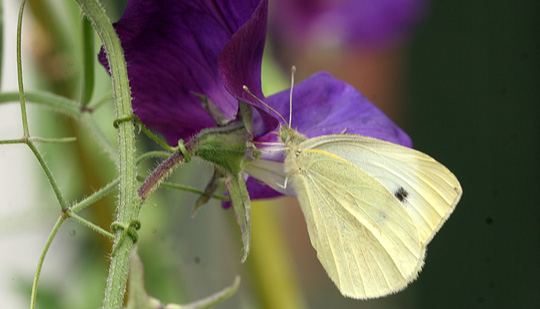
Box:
0, 0, 538, 308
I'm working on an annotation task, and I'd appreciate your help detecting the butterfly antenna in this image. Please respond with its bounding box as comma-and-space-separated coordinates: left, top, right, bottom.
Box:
289, 65, 296, 127
242, 85, 288, 124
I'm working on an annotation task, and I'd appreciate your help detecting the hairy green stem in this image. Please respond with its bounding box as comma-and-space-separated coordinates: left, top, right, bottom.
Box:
29, 174, 120, 308
16, 0, 29, 136
0, 91, 82, 116
69, 212, 115, 239
74, 0, 138, 308
71, 178, 119, 213
30, 136, 77, 143
31, 217, 66, 309
136, 151, 171, 164
0, 136, 76, 144
158, 180, 229, 202
0, 91, 117, 164
26, 141, 69, 210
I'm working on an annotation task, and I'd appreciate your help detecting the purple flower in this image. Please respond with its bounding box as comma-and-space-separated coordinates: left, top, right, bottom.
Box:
270, 0, 427, 48
99, 0, 277, 144
100, 0, 411, 200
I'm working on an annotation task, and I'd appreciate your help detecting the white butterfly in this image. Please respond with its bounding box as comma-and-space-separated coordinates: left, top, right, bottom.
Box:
242, 71, 462, 299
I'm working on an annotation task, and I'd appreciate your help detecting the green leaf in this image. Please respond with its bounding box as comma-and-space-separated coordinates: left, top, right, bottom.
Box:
225, 173, 252, 263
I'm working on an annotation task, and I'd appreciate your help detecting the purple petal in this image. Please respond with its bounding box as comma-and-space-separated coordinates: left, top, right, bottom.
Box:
271, 0, 427, 48
242, 179, 287, 203
266, 72, 412, 146
219, 0, 279, 137
245, 177, 285, 200
99, 0, 265, 145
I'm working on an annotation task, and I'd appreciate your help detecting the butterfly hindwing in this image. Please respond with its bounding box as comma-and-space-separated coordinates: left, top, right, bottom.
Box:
288, 147, 425, 298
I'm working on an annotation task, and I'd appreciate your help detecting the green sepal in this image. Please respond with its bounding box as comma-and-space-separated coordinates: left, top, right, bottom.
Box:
192, 122, 249, 175
193, 169, 226, 216
225, 172, 251, 263
238, 101, 254, 137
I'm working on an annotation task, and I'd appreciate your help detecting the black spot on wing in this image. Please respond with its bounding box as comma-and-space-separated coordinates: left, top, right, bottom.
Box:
394, 187, 409, 203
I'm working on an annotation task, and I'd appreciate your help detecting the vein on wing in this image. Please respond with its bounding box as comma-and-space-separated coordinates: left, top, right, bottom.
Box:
309, 173, 365, 295
417, 165, 458, 206
311, 166, 419, 262
305, 172, 344, 288
311, 173, 350, 289
319, 141, 437, 236
368, 241, 394, 293
308, 165, 412, 280
369, 157, 439, 231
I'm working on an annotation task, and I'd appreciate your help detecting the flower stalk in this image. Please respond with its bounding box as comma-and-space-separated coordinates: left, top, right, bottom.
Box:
73, 0, 138, 307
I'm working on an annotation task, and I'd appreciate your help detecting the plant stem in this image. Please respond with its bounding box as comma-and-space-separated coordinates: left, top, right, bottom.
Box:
30, 136, 77, 143
0, 91, 117, 164
80, 16, 95, 106
71, 178, 120, 213
0, 91, 82, 117
69, 212, 115, 239
74, 0, 138, 308
31, 217, 66, 309
16, 0, 29, 137
136, 151, 171, 164
0, 0, 4, 89
0, 138, 24, 145
138, 151, 186, 200
26, 141, 69, 210
158, 180, 229, 201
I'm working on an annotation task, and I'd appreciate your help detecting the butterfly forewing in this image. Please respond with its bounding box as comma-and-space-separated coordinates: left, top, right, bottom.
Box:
288, 148, 425, 299
300, 134, 462, 245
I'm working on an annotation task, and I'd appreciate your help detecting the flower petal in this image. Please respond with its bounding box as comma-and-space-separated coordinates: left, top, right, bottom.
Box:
266, 72, 412, 147
219, 0, 279, 137
99, 0, 265, 144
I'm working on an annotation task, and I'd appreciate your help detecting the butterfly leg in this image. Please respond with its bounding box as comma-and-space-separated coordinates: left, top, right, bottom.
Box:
274, 175, 290, 189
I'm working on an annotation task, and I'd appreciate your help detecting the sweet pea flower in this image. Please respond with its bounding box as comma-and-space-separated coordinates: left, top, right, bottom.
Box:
99, 0, 278, 144
100, 0, 411, 201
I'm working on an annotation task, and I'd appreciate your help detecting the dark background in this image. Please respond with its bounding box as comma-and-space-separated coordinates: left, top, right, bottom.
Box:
407, 1, 540, 307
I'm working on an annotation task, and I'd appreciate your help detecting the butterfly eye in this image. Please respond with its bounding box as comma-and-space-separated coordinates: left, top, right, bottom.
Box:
295, 151, 301, 157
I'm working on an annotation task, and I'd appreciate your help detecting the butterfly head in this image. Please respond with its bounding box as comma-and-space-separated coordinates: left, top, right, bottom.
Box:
278, 124, 307, 149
